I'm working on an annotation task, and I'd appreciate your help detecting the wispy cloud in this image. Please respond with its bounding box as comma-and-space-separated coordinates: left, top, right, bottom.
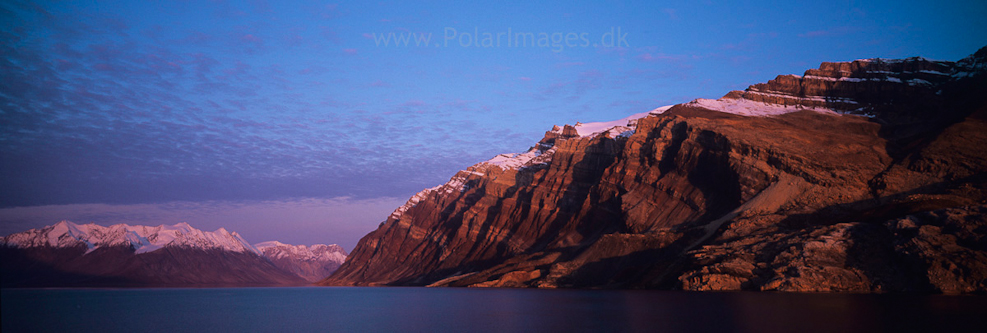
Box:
636, 52, 686, 62
798, 26, 859, 38
554, 61, 585, 68
0, 2, 540, 207
663, 8, 678, 20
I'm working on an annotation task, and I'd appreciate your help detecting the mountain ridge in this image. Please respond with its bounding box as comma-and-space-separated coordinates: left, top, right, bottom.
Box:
2, 220, 261, 255
323, 47, 987, 293
1, 221, 347, 287
255, 240, 347, 282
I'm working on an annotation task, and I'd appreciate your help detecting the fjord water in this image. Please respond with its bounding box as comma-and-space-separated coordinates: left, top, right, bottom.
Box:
3, 287, 986, 332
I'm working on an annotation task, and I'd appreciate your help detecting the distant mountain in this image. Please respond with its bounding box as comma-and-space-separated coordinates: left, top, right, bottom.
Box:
255, 241, 347, 282
3, 221, 261, 255
1, 221, 344, 287
324, 47, 987, 293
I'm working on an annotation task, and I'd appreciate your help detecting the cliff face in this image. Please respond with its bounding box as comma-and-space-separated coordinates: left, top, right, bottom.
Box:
324, 47, 987, 293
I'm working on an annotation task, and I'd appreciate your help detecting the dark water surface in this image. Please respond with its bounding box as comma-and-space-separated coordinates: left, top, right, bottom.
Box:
3, 287, 986, 332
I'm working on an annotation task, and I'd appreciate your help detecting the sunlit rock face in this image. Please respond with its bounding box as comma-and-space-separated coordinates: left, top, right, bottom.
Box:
323, 47, 987, 293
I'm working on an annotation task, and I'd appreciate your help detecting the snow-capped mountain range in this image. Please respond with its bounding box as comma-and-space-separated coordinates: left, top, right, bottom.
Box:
1, 221, 348, 286
255, 241, 347, 263
255, 241, 348, 282
1, 220, 261, 255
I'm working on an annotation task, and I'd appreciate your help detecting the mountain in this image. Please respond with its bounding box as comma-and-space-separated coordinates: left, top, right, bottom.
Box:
255, 241, 347, 282
323, 47, 987, 293
1, 221, 341, 287
3, 221, 261, 255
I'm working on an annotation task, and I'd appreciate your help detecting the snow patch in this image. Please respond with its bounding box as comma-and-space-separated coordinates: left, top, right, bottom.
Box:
572, 107, 667, 138
918, 70, 949, 76
686, 98, 839, 116
855, 57, 937, 64
486, 149, 544, 169
907, 78, 932, 86
389, 186, 441, 220
803, 75, 867, 82
745, 91, 859, 104
803, 74, 916, 84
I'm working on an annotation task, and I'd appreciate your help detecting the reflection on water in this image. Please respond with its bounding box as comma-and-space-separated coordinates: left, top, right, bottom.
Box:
3, 287, 986, 332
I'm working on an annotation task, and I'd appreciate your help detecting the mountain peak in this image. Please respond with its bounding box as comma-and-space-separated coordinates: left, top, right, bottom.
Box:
255, 240, 287, 248
254, 240, 347, 261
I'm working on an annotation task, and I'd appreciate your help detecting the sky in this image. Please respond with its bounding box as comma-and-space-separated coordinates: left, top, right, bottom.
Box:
1, 0, 985, 250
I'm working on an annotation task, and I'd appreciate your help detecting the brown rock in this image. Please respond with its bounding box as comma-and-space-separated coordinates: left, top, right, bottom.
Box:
322, 48, 987, 293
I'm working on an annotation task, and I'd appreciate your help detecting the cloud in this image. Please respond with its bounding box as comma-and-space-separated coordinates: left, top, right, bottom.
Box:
229, 27, 267, 54
747, 32, 779, 39
636, 52, 685, 62
554, 61, 585, 68
799, 30, 829, 38
579, 70, 604, 79
663, 8, 678, 20
321, 26, 341, 44
0, 32, 428, 206
596, 46, 629, 57
318, 3, 340, 19
0, 1, 565, 210
539, 81, 568, 97
798, 26, 859, 38
241, 33, 262, 43
616, 67, 689, 83
180, 31, 214, 45
402, 99, 426, 107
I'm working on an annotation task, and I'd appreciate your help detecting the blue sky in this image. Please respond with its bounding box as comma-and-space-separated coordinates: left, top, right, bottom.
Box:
1, 0, 985, 249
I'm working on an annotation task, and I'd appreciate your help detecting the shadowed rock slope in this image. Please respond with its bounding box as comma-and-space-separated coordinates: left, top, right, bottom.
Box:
323, 47, 987, 293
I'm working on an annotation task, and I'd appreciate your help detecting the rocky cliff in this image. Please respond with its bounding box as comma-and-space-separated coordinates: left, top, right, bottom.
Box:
323, 47, 987, 293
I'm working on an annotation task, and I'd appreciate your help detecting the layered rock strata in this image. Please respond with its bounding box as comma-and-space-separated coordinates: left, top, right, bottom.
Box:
324, 47, 987, 292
